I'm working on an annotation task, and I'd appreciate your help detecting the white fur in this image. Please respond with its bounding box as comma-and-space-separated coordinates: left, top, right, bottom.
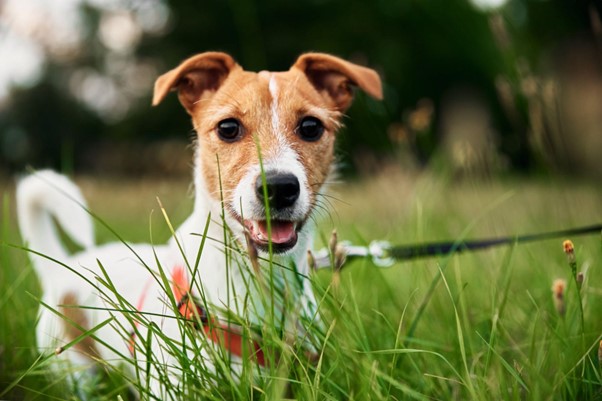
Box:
269, 74, 281, 137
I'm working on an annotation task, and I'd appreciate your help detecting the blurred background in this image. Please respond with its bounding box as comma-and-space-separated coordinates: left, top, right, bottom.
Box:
0, 0, 601, 179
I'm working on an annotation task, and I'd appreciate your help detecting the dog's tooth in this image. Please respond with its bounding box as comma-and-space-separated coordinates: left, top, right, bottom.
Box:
251, 221, 265, 240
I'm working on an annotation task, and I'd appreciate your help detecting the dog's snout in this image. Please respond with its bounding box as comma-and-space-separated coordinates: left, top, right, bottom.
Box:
255, 172, 300, 210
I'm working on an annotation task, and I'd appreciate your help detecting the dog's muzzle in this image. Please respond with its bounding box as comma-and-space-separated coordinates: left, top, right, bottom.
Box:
243, 172, 305, 254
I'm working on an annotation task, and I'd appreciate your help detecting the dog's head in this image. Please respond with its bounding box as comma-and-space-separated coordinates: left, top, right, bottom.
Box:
153, 52, 382, 255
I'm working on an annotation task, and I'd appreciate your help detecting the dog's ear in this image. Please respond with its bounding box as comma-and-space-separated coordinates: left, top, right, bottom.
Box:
291, 53, 383, 111
152, 52, 240, 114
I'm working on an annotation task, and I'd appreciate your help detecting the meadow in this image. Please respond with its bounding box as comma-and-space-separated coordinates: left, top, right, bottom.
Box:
1, 168, 602, 400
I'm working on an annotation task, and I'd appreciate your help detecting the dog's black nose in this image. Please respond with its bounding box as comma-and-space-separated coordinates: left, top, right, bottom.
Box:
255, 172, 300, 210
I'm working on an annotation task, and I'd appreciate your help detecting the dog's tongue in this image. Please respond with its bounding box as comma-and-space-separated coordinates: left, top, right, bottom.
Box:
258, 221, 295, 244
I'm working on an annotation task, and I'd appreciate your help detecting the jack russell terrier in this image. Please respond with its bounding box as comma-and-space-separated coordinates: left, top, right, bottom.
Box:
17, 52, 382, 396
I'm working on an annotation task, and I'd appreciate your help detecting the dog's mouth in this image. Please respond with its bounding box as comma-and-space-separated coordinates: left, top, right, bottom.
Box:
244, 219, 302, 253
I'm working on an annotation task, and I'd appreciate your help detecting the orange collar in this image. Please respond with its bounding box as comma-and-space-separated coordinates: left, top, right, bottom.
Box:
129, 266, 319, 366
170, 265, 267, 366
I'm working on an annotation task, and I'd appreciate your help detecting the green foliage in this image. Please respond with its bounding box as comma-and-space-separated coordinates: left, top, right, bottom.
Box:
2, 173, 602, 399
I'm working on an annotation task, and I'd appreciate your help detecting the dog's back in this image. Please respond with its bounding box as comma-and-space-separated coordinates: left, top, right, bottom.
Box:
16, 171, 172, 381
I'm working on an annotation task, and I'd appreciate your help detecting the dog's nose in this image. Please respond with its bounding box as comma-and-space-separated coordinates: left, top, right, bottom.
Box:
255, 172, 300, 210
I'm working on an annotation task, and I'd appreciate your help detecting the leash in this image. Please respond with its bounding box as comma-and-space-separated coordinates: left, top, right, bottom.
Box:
311, 223, 602, 269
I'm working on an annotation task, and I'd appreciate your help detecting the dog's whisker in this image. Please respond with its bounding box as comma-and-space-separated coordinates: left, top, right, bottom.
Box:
308, 198, 335, 224
316, 193, 350, 208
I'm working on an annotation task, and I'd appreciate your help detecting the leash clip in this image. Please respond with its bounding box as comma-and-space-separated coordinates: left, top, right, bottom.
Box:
368, 241, 395, 267
312, 240, 396, 269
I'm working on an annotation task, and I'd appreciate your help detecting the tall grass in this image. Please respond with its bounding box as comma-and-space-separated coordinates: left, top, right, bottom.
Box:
1, 171, 602, 400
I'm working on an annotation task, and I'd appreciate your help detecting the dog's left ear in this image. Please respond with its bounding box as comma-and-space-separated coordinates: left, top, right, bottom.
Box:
152, 52, 241, 114
292, 53, 383, 111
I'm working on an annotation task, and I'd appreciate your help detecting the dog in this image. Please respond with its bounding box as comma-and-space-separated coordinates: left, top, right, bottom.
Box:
17, 52, 382, 396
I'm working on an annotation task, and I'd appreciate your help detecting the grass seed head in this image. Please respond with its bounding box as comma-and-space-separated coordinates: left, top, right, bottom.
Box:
307, 250, 317, 271
552, 278, 566, 317
329, 229, 338, 256
563, 239, 577, 278
563, 239, 575, 255
334, 244, 347, 271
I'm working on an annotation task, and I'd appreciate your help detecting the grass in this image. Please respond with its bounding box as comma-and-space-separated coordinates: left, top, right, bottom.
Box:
1, 168, 602, 400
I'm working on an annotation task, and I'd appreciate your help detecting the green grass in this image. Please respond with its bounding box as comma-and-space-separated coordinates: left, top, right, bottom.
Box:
2, 170, 602, 400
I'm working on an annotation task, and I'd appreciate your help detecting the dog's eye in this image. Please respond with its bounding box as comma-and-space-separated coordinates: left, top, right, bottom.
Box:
216, 119, 242, 142
297, 117, 324, 142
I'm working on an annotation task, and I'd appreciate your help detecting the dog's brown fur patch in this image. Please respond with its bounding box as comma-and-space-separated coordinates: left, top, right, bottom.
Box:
59, 292, 100, 358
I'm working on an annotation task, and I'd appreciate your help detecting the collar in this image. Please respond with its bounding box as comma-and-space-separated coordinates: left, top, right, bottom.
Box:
129, 266, 319, 366
170, 265, 267, 366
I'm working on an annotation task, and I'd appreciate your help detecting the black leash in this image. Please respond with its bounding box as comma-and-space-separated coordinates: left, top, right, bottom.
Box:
387, 223, 602, 261
312, 224, 602, 268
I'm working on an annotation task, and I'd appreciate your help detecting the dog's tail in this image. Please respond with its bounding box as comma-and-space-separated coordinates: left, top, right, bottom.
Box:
16, 170, 95, 270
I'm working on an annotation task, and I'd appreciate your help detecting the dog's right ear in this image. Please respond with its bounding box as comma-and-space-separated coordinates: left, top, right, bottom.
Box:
152, 52, 240, 114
